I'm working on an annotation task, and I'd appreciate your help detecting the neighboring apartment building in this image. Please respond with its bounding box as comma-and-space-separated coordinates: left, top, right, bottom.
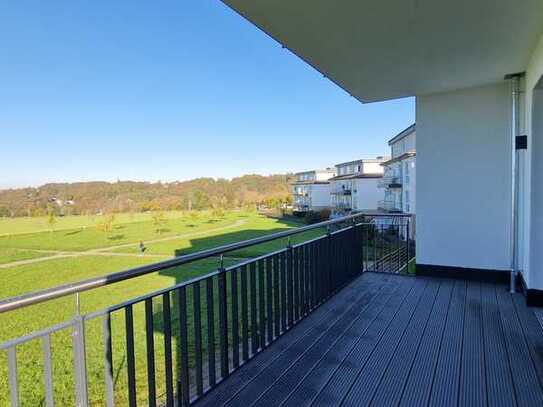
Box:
291, 168, 336, 213
379, 124, 416, 213
330, 157, 386, 216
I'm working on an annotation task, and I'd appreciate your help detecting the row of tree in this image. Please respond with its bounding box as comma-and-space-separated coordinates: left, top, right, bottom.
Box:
0, 175, 293, 218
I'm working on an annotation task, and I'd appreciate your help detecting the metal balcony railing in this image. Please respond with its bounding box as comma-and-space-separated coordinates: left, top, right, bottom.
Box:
378, 176, 402, 188
378, 200, 403, 212
0, 213, 413, 407
330, 189, 352, 195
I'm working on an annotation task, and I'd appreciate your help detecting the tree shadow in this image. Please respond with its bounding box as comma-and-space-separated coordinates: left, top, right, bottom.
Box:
65, 229, 82, 236
108, 234, 125, 241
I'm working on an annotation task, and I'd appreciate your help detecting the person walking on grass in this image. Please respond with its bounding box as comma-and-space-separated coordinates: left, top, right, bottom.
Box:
139, 240, 147, 257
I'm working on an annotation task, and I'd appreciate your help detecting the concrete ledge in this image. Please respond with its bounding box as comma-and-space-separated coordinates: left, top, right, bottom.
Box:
416, 263, 509, 284
518, 272, 543, 307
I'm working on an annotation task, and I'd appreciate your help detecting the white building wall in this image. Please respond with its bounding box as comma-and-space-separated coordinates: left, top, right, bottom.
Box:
361, 162, 384, 174
310, 184, 332, 210
417, 82, 511, 271
402, 156, 416, 213
354, 178, 382, 210
525, 32, 543, 290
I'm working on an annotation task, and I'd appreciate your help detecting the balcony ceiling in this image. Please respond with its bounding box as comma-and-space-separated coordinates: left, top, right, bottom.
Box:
222, 0, 543, 102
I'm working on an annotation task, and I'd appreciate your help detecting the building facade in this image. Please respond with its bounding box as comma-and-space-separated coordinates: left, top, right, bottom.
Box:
330, 158, 386, 216
379, 124, 416, 213
291, 168, 336, 213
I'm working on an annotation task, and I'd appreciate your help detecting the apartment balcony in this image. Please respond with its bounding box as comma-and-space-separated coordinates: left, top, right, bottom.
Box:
2, 214, 543, 407
378, 176, 402, 189
378, 200, 403, 213
293, 204, 310, 213
331, 189, 352, 196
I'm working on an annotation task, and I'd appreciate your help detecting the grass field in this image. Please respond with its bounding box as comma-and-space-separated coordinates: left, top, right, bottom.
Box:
0, 210, 322, 406
0, 211, 188, 236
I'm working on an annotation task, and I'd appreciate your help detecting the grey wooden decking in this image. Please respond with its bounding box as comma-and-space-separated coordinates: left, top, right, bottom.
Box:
195, 272, 543, 407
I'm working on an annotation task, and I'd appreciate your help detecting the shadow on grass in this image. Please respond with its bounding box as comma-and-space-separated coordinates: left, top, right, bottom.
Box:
108, 234, 125, 241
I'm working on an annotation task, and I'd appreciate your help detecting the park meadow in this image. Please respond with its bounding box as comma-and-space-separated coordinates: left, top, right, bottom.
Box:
0, 209, 321, 406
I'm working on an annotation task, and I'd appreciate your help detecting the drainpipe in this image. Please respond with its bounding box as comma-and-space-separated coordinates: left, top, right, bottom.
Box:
506, 73, 523, 293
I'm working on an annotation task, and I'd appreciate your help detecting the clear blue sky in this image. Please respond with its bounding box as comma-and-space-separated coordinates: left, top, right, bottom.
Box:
0, 0, 414, 189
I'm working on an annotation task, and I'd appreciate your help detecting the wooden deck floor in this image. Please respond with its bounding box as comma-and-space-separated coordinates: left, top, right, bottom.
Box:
195, 272, 543, 407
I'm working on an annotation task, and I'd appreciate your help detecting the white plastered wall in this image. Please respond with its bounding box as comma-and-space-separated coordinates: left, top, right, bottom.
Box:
416, 82, 512, 271
524, 32, 543, 289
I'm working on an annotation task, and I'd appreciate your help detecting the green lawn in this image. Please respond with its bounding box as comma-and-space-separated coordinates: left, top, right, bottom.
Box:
0, 210, 317, 406
0, 213, 242, 252
0, 248, 51, 265
0, 211, 188, 236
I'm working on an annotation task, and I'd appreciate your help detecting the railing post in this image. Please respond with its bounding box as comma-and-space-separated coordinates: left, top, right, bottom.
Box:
286, 237, 294, 328
218, 255, 229, 379
406, 220, 410, 272
72, 295, 89, 407
326, 226, 333, 295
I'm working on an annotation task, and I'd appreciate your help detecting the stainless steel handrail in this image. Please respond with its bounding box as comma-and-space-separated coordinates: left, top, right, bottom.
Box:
0, 212, 411, 313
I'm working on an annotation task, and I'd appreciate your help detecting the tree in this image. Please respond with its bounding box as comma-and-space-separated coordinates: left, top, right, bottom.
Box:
97, 214, 115, 234
47, 210, 57, 231
189, 210, 199, 223
151, 210, 167, 234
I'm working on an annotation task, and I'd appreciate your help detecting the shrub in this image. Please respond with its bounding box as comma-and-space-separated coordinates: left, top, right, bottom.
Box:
319, 208, 331, 221
303, 209, 332, 224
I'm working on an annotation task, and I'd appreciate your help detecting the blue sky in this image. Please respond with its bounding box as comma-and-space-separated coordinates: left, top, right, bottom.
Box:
0, 1, 414, 189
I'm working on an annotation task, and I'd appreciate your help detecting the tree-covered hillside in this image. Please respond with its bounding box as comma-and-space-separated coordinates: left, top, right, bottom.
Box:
0, 175, 292, 217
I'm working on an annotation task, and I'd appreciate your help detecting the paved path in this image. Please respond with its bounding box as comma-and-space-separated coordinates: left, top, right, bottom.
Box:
0, 219, 248, 269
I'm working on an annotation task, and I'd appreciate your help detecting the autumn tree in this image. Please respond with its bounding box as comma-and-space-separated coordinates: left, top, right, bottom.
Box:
151, 210, 167, 234
47, 210, 56, 231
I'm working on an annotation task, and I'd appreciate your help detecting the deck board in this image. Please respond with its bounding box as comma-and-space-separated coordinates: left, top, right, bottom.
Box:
459, 281, 486, 407
194, 272, 543, 407
339, 279, 436, 406
397, 279, 454, 407
481, 283, 516, 407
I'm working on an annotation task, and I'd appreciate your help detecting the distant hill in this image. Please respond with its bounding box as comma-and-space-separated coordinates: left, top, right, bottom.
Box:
0, 175, 292, 217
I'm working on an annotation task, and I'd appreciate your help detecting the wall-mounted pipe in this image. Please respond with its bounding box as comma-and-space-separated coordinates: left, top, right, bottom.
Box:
507, 73, 523, 293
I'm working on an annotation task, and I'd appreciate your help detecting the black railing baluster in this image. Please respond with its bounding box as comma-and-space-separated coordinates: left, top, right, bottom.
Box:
287, 243, 294, 328
318, 238, 324, 302
396, 224, 402, 273
300, 244, 306, 316
177, 287, 190, 407
205, 278, 216, 388
145, 298, 156, 407
162, 293, 174, 407
258, 259, 266, 347
231, 268, 240, 369
125, 305, 137, 407
192, 282, 203, 397
218, 268, 229, 379
273, 254, 280, 338
293, 246, 300, 322
373, 224, 377, 272
266, 257, 273, 344
250, 262, 258, 353
314, 241, 319, 303
406, 221, 410, 270
240, 265, 249, 362
280, 251, 287, 332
